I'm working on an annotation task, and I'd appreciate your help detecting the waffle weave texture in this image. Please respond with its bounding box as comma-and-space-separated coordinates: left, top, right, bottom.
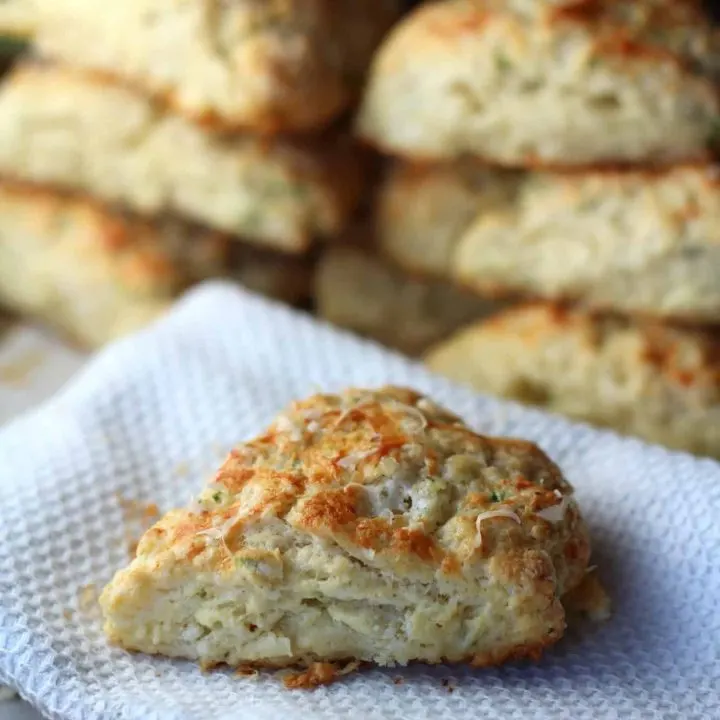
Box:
0, 282, 718, 720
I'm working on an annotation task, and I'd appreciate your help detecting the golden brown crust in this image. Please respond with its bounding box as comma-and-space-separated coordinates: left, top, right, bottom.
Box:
0, 180, 183, 291
480, 304, 720, 390
427, 304, 720, 457
137, 387, 589, 592
282, 662, 340, 690
0, 181, 315, 347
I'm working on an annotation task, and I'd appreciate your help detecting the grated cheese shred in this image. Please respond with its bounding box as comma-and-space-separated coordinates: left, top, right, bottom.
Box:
536, 496, 569, 524
475, 509, 522, 546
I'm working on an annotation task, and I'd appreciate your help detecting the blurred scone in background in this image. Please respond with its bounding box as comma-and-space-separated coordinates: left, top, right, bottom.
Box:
0, 0, 718, 460
347, 0, 720, 459
0, 0, 405, 346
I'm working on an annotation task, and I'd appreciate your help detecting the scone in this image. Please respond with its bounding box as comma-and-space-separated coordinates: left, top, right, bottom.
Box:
35, 0, 403, 133
0, 63, 366, 253
426, 305, 720, 459
455, 164, 720, 322
315, 246, 503, 356
381, 162, 720, 323
377, 161, 521, 277
100, 386, 592, 680
0, 184, 177, 347
0, 0, 35, 38
357, 0, 720, 166
0, 183, 311, 347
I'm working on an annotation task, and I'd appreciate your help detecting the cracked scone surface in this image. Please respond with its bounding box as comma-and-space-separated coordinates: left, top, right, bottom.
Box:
101, 387, 591, 673
380, 161, 720, 323
0, 64, 366, 253
35, 0, 402, 133
426, 305, 720, 459
357, 0, 720, 166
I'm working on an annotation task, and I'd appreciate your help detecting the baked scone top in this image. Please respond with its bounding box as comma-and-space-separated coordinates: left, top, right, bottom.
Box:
358, 0, 720, 165
404, 0, 718, 75
135, 387, 589, 597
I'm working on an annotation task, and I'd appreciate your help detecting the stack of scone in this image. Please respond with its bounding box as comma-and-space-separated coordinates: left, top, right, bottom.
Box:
336, 0, 720, 459
0, 1, 404, 347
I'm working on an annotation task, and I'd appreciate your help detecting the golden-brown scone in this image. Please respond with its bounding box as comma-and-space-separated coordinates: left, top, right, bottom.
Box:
426, 304, 720, 459
357, 0, 720, 166
35, 0, 403, 133
377, 161, 522, 277
0, 183, 313, 348
0, 63, 367, 253
380, 161, 720, 323
0, 0, 35, 38
315, 246, 504, 356
0, 183, 177, 348
100, 386, 592, 678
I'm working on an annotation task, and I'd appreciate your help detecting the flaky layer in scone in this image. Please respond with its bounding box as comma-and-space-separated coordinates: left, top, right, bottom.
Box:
378, 161, 720, 324
35, 0, 403, 133
315, 246, 504, 356
358, 0, 720, 167
0, 183, 312, 348
426, 304, 720, 459
101, 387, 594, 680
0, 63, 367, 254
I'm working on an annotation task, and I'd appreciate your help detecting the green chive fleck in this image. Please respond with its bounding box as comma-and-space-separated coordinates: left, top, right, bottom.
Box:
494, 51, 512, 73
708, 118, 720, 148
489, 491, 502, 503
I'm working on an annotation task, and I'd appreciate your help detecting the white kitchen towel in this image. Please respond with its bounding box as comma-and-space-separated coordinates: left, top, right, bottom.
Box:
0, 282, 718, 720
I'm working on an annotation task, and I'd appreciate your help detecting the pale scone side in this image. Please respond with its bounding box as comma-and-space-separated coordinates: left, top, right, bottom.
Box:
378, 161, 720, 323
426, 305, 720, 459
453, 164, 720, 322
0, 63, 366, 253
100, 387, 592, 675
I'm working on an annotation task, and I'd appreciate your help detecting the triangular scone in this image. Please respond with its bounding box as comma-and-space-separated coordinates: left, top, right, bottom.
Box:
357, 0, 720, 166
0, 63, 367, 254
101, 387, 592, 674
426, 305, 720, 458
